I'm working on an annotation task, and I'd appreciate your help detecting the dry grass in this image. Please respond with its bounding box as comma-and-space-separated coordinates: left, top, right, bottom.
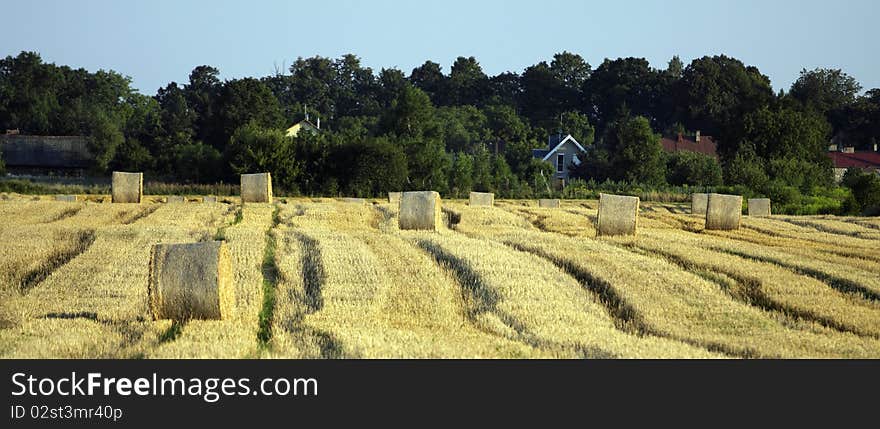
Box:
1, 197, 878, 358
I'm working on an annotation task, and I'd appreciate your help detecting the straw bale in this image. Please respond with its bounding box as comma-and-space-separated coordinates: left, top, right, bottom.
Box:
596, 193, 639, 236
538, 199, 560, 208
148, 241, 234, 320
240, 173, 272, 203
399, 191, 442, 231
748, 198, 771, 217
166, 195, 185, 204
55, 195, 77, 202
691, 193, 709, 215
111, 171, 143, 203
705, 193, 742, 230
388, 192, 402, 203
469, 192, 494, 207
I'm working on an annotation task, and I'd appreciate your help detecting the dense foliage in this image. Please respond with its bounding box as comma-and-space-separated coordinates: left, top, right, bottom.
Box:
1, 51, 878, 212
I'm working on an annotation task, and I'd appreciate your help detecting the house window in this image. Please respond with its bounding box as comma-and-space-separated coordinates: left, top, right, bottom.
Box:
556, 154, 565, 173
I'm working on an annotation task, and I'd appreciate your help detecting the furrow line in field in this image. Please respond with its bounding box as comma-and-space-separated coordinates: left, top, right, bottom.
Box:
503, 241, 746, 358
713, 248, 880, 302
19, 229, 96, 293
43, 206, 83, 223
416, 239, 615, 358
630, 243, 879, 339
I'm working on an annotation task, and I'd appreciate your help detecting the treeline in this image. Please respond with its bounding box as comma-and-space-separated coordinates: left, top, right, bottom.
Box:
1, 51, 879, 212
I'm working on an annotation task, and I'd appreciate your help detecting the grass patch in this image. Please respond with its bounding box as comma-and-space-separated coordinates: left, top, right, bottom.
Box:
257, 206, 281, 346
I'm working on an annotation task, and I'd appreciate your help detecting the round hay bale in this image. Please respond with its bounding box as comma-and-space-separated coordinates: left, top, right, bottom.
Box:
111, 171, 143, 203
388, 192, 402, 204
240, 173, 273, 203
691, 193, 709, 215
55, 195, 77, 202
705, 193, 742, 230
748, 198, 771, 217
469, 192, 494, 207
399, 191, 442, 231
538, 198, 560, 208
596, 193, 639, 236
148, 241, 234, 320
166, 195, 185, 204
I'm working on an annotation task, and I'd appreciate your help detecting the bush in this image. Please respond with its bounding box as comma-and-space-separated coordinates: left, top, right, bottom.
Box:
666, 151, 723, 186
842, 169, 880, 215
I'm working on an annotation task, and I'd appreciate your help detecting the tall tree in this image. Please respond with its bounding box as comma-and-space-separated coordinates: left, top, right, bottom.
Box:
184, 65, 221, 143
409, 60, 445, 105
444, 56, 489, 106
674, 55, 774, 156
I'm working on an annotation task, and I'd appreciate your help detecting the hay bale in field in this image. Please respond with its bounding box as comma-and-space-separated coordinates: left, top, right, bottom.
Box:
538, 199, 560, 208
596, 193, 639, 236
388, 192, 402, 203
203, 196, 217, 203
111, 171, 143, 203
240, 173, 272, 203
705, 193, 742, 230
748, 198, 771, 217
340, 197, 366, 204
166, 195, 185, 204
399, 191, 442, 231
55, 195, 77, 202
691, 193, 709, 215
148, 241, 234, 321
469, 191, 494, 207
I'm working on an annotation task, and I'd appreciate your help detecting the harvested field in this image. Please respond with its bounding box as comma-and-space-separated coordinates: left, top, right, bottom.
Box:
0, 197, 877, 358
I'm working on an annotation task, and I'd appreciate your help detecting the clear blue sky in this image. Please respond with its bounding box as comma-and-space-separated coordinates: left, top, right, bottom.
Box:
3, 0, 878, 95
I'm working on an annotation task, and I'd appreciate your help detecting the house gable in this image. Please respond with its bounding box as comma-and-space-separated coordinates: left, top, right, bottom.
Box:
540, 134, 585, 161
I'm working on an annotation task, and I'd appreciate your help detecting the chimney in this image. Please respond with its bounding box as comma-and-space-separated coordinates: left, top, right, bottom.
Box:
695, 130, 700, 143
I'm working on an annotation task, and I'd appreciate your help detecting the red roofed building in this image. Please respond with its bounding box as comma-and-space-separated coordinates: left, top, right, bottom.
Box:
827, 148, 880, 182
660, 131, 718, 159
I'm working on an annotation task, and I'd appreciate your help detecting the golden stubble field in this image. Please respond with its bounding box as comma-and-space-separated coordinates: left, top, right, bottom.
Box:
0, 193, 878, 358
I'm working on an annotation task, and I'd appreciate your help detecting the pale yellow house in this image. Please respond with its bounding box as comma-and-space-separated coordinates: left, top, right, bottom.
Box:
285, 119, 320, 137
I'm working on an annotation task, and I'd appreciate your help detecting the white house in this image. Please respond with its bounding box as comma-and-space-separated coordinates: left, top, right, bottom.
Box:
532, 133, 585, 183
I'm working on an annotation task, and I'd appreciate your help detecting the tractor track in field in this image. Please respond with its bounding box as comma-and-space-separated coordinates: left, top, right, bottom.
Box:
19, 229, 96, 293
416, 239, 617, 358
504, 240, 753, 358
44, 206, 83, 223
712, 247, 880, 303
119, 205, 160, 225
274, 228, 345, 359
629, 244, 880, 340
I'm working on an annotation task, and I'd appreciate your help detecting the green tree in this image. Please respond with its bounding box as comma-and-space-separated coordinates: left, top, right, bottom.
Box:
558, 111, 595, 146
184, 65, 221, 144
448, 152, 474, 197
724, 144, 769, 190
226, 122, 300, 187
602, 116, 666, 185
665, 151, 723, 186
381, 84, 436, 138
436, 105, 489, 153
171, 142, 223, 183
675, 55, 774, 156
841, 168, 880, 215
585, 57, 665, 130
789, 68, 861, 115
216, 78, 284, 148
445, 56, 489, 106
409, 61, 446, 105
332, 138, 408, 196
